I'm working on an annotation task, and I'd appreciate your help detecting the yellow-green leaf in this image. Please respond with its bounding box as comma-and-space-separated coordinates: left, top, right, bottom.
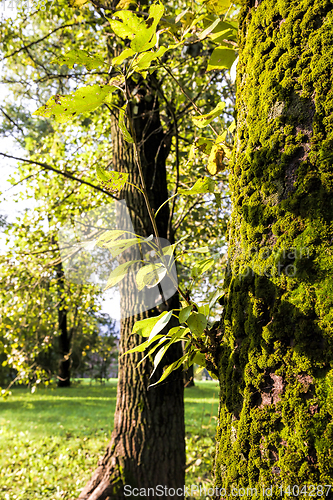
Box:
136, 263, 167, 291
207, 46, 237, 71
132, 46, 168, 73
112, 48, 135, 65
147, 309, 173, 343
207, 143, 226, 175
204, 0, 231, 15
119, 105, 134, 143
198, 17, 220, 40
194, 137, 214, 155
109, 10, 144, 40
191, 256, 216, 278
148, 353, 188, 388
53, 49, 104, 70
104, 260, 140, 290
33, 85, 115, 123
70, 0, 88, 7
115, 0, 137, 9
131, 2, 164, 52
96, 167, 129, 193
192, 102, 226, 128
96, 229, 127, 246
179, 177, 215, 195
133, 311, 169, 337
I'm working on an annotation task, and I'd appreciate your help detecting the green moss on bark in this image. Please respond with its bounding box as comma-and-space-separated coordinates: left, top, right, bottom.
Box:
215, 0, 333, 496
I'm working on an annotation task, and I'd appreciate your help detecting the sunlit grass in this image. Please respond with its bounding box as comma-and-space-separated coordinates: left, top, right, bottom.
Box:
0, 379, 219, 499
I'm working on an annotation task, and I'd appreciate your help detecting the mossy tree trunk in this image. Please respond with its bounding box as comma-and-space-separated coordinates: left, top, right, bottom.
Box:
214, 0, 333, 496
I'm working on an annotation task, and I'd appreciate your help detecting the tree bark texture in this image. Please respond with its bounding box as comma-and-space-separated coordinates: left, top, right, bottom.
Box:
214, 0, 333, 496
78, 72, 185, 499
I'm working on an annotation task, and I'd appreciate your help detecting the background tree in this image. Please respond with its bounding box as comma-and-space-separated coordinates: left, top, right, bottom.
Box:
214, 0, 333, 494
0, 0, 235, 496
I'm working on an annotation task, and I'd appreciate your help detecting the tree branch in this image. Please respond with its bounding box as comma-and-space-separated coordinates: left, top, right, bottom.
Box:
0, 152, 118, 199
0, 23, 80, 62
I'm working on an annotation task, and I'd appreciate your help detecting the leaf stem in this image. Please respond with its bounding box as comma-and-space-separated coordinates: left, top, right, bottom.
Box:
158, 59, 219, 137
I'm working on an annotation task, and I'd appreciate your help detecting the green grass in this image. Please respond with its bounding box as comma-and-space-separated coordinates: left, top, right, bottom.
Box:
0, 379, 219, 499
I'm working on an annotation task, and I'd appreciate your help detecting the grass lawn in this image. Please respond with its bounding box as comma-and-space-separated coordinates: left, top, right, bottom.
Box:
0, 379, 219, 499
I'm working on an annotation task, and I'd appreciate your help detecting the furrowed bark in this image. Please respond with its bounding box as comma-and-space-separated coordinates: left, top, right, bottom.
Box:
214, 0, 333, 496
78, 72, 185, 499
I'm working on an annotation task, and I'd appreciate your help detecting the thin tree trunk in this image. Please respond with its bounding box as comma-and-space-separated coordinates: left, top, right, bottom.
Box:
79, 72, 185, 499
51, 232, 71, 388
214, 0, 333, 495
56, 261, 71, 387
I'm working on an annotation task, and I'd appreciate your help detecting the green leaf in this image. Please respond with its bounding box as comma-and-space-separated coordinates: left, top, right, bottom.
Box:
207, 46, 237, 71
32, 85, 115, 123
115, 9, 143, 33
198, 17, 220, 40
187, 312, 207, 335
179, 305, 192, 324
110, 3, 164, 52
191, 256, 216, 278
115, 0, 137, 9
162, 235, 189, 256
148, 309, 173, 343
192, 102, 226, 129
185, 246, 210, 253
198, 303, 209, 316
136, 263, 167, 291
132, 310, 171, 338
167, 326, 188, 339
104, 260, 140, 290
179, 177, 215, 195
133, 316, 162, 337
149, 329, 187, 378
119, 105, 134, 143
131, 28, 156, 53
53, 49, 104, 70
228, 120, 236, 133
122, 334, 164, 356
150, 335, 179, 378
175, 8, 189, 24
132, 46, 168, 74
209, 289, 223, 309
191, 351, 206, 367
98, 234, 152, 257
209, 28, 235, 43
208, 370, 219, 380
137, 335, 169, 366
148, 353, 188, 388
